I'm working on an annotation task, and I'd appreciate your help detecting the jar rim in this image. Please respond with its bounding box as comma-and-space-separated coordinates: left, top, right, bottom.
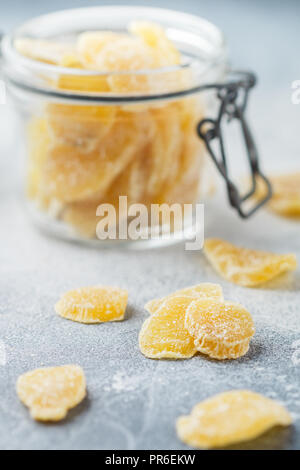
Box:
2, 6, 228, 103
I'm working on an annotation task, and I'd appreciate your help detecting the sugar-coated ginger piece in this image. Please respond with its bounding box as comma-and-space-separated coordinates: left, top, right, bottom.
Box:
26, 117, 50, 199
129, 21, 180, 66
145, 283, 223, 315
176, 390, 292, 449
61, 153, 151, 239
204, 238, 297, 287
98, 37, 154, 93
46, 103, 116, 152
77, 31, 126, 67
62, 198, 102, 239
41, 113, 143, 203
56, 73, 110, 92
17, 365, 86, 421
256, 173, 300, 217
14, 38, 76, 65
55, 286, 128, 323
139, 296, 197, 359
185, 299, 255, 360
23, 23, 206, 240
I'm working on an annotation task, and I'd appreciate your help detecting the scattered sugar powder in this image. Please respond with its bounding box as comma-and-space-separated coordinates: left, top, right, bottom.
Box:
0, 340, 6, 366
291, 339, 300, 366
291, 350, 300, 366
105, 371, 141, 393
291, 339, 300, 349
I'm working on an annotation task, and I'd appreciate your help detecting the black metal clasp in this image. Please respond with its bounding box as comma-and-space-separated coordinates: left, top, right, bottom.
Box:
197, 71, 272, 218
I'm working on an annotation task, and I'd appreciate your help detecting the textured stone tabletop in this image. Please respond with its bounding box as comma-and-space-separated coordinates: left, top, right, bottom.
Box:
0, 0, 299, 450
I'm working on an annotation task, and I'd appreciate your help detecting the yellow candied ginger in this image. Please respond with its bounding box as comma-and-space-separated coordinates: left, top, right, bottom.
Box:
40, 143, 108, 203
56, 73, 110, 92
26, 117, 50, 199
145, 104, 183, 196
55, 285, 128, 323
185, 299, 255, 360
14, 38, 76, 65
61, 155, 149, 239
129, 21, 180, 67
129, 21, 190, 94
204, 238, 297, 287
62, 198, 101, 239
139, 296, 197, 359
145, 282, 223, 315
22, 23, 205, 239
77, 30, 155, 93
17, 365, 86, 421
46, 103, 116, 152
76, 22, 181, 93
100, 39, 154, 93
256, 173, 300, 218
40, 113, 145, 203
77, 31, 126, 67
176, 390, 292, 449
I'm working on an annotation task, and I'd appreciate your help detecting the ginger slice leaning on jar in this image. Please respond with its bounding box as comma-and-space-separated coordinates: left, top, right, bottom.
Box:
204, 238, 297, 287
255, 173, 300, 218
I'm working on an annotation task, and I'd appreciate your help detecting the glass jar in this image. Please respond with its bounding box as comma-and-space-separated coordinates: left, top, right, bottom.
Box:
2, 6, 268, 247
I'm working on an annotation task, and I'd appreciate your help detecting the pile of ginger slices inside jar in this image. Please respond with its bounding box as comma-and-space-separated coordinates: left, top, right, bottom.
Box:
17, 22, 206, 239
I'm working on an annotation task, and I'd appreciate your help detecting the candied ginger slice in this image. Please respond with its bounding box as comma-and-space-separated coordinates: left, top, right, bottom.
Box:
17, 365, 86, 422
14, 38, 76, 64
41, 144, 107, 203
255, 173, 300, 217
60, 53, 82, 68
95, 37, 154, 93
62, 199, 101, 239
56, 74, 110, 93
145, 283, 223, 315
146, 104, 183, 196
26, 117, 50, 199
129, 21, 180, 66
77, 31, 126, 67
46, 103, 116, 152
41, 113, 142, 203
139, 296, 197, 359
204, 238, 297, 287
176, 390, 292, 449
185, 299, 255, 360
55, 286, 128, 323
96, 36, 152, 71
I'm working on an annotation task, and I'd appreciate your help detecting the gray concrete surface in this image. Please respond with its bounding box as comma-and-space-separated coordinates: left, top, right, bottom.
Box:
0, 0, 299, 450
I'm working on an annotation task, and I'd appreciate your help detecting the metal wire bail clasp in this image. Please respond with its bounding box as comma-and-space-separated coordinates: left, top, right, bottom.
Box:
197, 71, 272, 218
